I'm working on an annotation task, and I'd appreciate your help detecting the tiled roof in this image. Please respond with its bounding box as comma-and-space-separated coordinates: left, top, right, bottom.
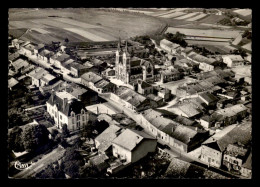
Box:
8, 78, 19, 88
55, 53, 70, 62
8, 52, 20, 62
215, 104, 247, 117
95, 124, 123, 153
160, 39, 180, 49
12, 58, 29, 70
70, 62, 87, 70
199, 92, 218, 103
112, 129, 156, 151
162, 123, 198, 144
242, 152, 252, 169
81, 72, 103, 84
115, 86, 147, 107
138, 80, 152, 89
203, 122, 251, 152
223, 55, 244, 62
28, 67, 49, 80
47, 91, 87, 116
94, 79, 110, 88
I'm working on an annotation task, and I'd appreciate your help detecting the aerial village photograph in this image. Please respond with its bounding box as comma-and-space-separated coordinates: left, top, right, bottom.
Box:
8, 8, 252, 179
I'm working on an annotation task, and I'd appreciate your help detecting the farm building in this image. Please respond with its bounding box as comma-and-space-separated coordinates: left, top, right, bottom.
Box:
160, 39, 181, 55
222, 55, 244, 68
20, 42, 37, 56
198, 92, 218, 107
112, 129, 157, 163
12, 39, 25, 49
8, 78, 19, 91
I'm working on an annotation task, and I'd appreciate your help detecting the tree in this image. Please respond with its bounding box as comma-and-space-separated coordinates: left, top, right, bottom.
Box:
61, 124, 70, 138
8, 126, 25, 152
35, 164, 65, 179
21, 124, 50, 152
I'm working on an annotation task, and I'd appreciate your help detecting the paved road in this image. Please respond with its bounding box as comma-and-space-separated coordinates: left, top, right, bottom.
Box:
12, 147, 65, 179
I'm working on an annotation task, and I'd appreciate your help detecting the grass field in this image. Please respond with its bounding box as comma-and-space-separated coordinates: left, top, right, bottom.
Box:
9, 8, 166, 44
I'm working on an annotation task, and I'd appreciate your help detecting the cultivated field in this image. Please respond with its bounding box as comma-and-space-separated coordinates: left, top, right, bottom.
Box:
174, 12, 200, 20
9, 8, 166, 44
233, 9, 252, 17
186, 13, 207, 21
166, 27, 241, 38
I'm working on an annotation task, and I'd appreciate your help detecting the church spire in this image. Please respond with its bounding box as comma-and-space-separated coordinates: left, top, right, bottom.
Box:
125, 40, 128, 52
117, 37, 122, 51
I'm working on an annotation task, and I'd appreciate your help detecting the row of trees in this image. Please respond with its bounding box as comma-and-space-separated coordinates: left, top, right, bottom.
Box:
8, 124, 50, 153
164, 32, 188, 48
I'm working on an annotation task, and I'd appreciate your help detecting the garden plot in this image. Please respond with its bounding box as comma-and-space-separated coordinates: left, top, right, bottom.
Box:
166, 27, 241, 38
233, 9, 252, 17
186, 13, 207, 21
174, 12, 200, 20
64, 28, 109, 42
159, 12, 186, 18
54, 17, 102, 29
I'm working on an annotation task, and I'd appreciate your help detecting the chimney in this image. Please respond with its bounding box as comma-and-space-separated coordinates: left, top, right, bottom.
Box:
51, 89, 55, 103
188, 137, 191, 142
195, 127, 198, 131
172, 127, 174, 132
63, 98, 68, 111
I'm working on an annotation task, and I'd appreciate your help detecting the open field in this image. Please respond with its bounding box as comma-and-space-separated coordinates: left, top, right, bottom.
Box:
159, 12, 186, 18
233, 9, 252, 17
174, 12, 200, 20
186, 13, 207, 21
9, 8, 166, 44
166, 27, 241, 38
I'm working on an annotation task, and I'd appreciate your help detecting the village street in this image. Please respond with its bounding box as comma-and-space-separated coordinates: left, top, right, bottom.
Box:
12, 147, 66, 179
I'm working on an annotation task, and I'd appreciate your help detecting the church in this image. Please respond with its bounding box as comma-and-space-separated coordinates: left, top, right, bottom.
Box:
115, 39, 155, 85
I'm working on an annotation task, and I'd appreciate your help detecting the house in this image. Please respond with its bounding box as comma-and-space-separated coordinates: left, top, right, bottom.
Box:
160, 39, 181, 55
198, 92, 218, 107
81, 72, 103, 90
110, 86, 155, 112
27, 67, 55, 87
20, 43, 37, 56
201, 122, 251, 168
46, 90, 89, 131
112, 129, 157, 163
240, 151, 252, 178
37, 49, 54, 63
214, 104, 248, 126
222, 143, 250, 172
33, 43, 45, 55
156, 87, 171, 102
160, 68, 183, 83
95, 124, 123, 154
60, 58, 75, 74
50, 53, 70, 68
147, 94, 164, 107
55, 82, 98, 106
89, 154, 109, 172
102, 68, 115, 78
167, 102, 203, 119
137, 79, 153, 95
8, 52, 20, 64
181, 47, 193, 57
142, 109, 209, 152
222, 55, 244, 68
93, 79, 116, 94
70, 62, 89, 77
11, 58, 29, 72
40, 74, 57, 86
8, 78, 19, 91
12, 39, 25, 49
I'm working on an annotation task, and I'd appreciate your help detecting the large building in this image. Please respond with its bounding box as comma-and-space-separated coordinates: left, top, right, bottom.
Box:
115, 39, 154, 84
46, 91, 89, 131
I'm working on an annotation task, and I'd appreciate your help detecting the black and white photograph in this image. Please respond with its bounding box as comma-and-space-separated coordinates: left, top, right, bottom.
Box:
7, 8, 252, 179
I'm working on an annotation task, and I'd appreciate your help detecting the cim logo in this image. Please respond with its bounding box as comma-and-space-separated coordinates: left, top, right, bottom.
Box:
14, 161, 33, 171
